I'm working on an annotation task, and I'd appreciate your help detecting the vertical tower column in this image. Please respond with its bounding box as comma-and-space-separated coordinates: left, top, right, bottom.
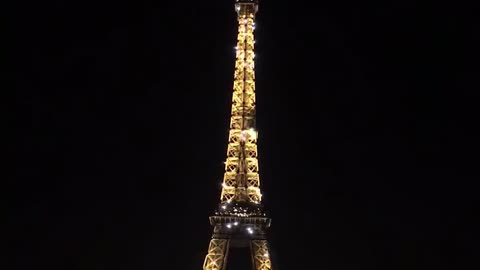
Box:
251, 240, 273, 270
203, 239, 230, 270
220, 1, 262, 204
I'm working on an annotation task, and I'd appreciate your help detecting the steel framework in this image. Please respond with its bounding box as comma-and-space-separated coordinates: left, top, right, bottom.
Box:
202, 1, 273, 269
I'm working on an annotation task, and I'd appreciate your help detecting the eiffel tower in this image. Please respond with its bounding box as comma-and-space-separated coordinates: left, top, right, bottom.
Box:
202, 1, 273, 269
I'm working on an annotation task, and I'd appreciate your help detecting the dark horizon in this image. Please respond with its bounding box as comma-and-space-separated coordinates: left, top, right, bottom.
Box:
12, 0, 478, 269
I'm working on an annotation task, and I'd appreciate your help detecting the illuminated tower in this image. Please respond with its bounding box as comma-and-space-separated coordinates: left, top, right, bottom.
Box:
202, 0, 273, 269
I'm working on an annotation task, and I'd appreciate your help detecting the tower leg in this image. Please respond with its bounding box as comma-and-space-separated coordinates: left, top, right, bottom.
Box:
251, 240, 273, 270
203, 239, 230, 270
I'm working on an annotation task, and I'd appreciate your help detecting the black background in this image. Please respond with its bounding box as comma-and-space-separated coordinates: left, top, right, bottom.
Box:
12, 0, 479, 269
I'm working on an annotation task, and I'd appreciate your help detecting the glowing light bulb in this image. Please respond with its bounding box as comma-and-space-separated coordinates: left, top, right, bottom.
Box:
240, 131, 247, 141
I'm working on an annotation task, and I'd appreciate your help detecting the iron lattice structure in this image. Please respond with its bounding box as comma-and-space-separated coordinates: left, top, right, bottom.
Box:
202, 1, 273, 269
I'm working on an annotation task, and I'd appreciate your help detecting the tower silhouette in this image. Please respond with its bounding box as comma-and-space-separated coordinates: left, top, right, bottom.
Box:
202, 1, 273, 269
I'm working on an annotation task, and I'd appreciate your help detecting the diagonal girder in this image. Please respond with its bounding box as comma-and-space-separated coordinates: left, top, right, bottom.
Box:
251, 240, 273, 270
203, 239, 229, 270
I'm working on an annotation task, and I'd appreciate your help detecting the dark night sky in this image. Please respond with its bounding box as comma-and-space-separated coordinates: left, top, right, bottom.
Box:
11, 0, 479, 269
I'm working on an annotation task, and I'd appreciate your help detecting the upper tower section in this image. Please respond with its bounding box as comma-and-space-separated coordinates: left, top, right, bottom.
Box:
218, 0, 262, 206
